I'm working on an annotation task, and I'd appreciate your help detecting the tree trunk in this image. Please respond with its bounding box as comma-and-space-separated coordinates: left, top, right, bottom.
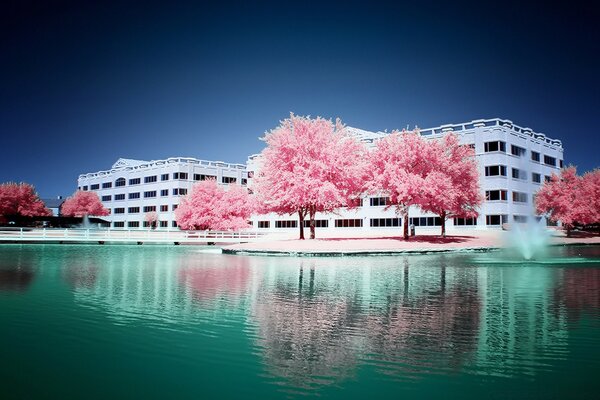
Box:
309, 205, 316, 239
298, 209, 305, 240
566, 224, 571, 238
440, 211, 446, 237
403, 209, 409, 241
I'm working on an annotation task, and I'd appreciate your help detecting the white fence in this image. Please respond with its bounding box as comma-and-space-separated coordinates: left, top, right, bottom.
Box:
0, 228, 266, 244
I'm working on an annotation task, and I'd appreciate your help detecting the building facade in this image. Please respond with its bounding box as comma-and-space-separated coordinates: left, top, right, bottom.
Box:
78, 118, 563, 231
77, 158, 247, 228
247, 118, 564, 232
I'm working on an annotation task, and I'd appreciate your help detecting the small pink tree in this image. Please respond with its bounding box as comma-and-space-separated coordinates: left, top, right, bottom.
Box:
145, 211, 158, 229
252, 114, 368, 239
175, 179, 254, 231
0, 182, 51, 222
419, 134, 483, 237
535, 167, 587, 237
61, 191, 109, 217
581, 169, 600, 231
368, 130, 430, 240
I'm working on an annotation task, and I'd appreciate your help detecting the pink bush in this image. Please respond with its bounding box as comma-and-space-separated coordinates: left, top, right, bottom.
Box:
175, 179, 253, 231
61, 191, 109, 217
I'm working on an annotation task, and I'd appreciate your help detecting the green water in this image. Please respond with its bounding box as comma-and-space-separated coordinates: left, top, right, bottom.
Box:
1, 244, 599, 399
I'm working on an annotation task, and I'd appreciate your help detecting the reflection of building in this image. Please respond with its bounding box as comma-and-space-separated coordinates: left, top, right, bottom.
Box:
248, 118, 564, 232
475, 267, 568, 376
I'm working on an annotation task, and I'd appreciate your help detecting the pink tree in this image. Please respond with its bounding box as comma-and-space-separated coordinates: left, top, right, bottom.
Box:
61, 191, 110, 217
368, 130, 431, 240
419, 134, 482, 237
175, 179, 254, 231
581, 169, 600, 230
145, 211, 158, 229
535, 167, 587, 237
0, 182, 51, 222
252, 114, 368, 239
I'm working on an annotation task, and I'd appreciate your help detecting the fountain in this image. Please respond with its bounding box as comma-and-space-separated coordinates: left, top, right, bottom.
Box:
505, 219, 550, 260
81, 215, 93, 229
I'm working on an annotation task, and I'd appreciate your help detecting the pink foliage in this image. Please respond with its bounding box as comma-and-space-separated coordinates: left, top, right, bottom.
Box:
369, 130, 431, 239
420, 134, 482, 236
61, 191, 110, 217
581, 169, 600, 225
0, 182, 51, 220
535, 167, 588, 236
144, 211, 158, 229
175, 179, 254, 231
252, 114, 368, 239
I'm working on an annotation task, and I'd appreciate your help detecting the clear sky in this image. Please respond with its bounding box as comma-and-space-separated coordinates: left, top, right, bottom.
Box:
1, 0, 598, 197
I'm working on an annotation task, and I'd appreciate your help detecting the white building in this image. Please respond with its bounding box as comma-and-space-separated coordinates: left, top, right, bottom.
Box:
247, 118, 564, 232
77, 157, 247, 229
78, 118, 563, 232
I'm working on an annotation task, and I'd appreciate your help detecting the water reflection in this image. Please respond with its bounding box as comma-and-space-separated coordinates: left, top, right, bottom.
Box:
7, 244, 596, 391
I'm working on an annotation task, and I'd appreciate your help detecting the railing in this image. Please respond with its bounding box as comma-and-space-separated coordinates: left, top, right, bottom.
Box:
0, 228, 266, 244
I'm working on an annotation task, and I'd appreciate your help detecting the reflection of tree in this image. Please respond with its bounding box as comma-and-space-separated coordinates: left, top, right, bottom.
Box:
555, 269, 600, 321
178, 255, 251, 302
63, 259, 98, 289
366, 257, 481, 376
0, 268, 35, 291
252, 262, 363, 392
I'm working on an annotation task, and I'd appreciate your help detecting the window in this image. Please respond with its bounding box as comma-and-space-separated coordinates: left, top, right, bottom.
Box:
512, 191, 528, 203
113, 221, 125, 228
101, 195, 112, 201
172, 221, 178, 228
102, 182, 112, 189
161, 174, 169, 181
275, 220, 298, 228
559, 159, 563, 168
486, 215, 507, 226
115, 178, 126, 187
90, 184, 100, 190
531, 151, 540, 162
172, 204, 178, 211
513, 215, 528, 223
173, 188, 187, 196
114, 194, 125, 201
129, 178, 141, 185
128, 221, 140, 228
194, 174, 216, 181
454, 217, 477, 226
303, 220, 329, 228
484, 141, 506, 152
334, 219, 363, 228
161, 189, 169, 197
485, 190, 507, 201
544, 155, 556, 167
258, 221, 270, 228
370, 218, 401, 227
159, 221, 168, 228
544, 175, 552, 182
485, 165, 507, 177
143, 206, 156, 212
409, 217, 441, 226
370, 197, 390, 207
511, 145, 526, 157
144, 191, 157, 198
160, 205, 168, 212
173, 172, 188, 180
144, 175, 157, 183
128, 207, 140, 213
114, 208, 125, 214
82, 186, 88, 191
241, 178, 247, 185
129, 192, 140, 199
512, 168, 526, 180
222, 176, 237, 184
532, 173, 541, 183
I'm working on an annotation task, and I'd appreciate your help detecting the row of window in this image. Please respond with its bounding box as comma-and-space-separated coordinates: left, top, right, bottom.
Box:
485, 190, 528, 203
99, 189, 188, 202
81, 174, 245, 191
112, 221, 178, 228
112, 205, 178, 214
485, 165, 551, 183
483, 141, 562, 167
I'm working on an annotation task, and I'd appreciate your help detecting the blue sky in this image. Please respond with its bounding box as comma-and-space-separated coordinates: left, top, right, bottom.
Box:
1, 0, 598, 197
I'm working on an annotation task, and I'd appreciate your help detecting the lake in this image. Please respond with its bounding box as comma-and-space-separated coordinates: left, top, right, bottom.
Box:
1, 244, 599, 399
